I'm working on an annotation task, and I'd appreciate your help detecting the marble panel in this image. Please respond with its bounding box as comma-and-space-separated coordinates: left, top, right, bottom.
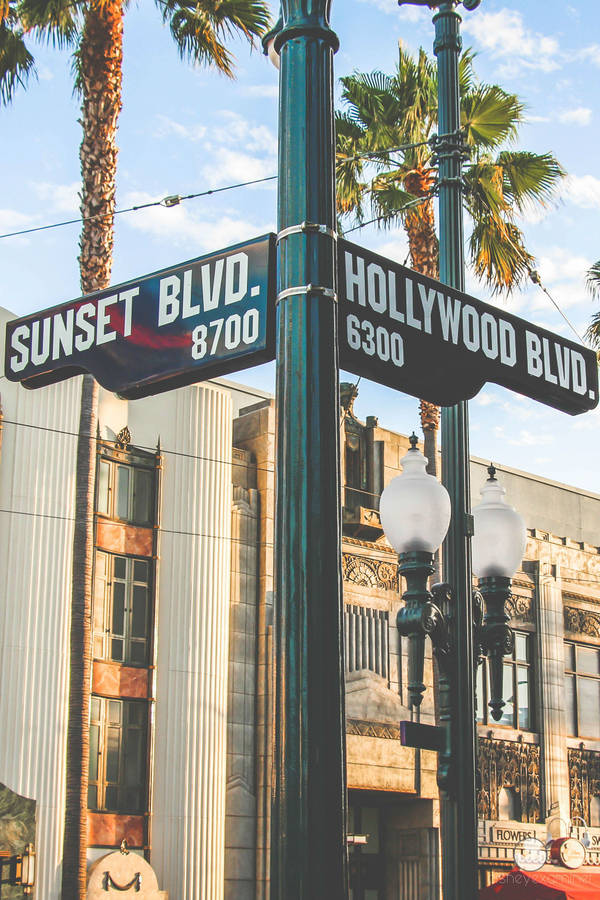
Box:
88, 812, 144, 848
96, 520, 153, 557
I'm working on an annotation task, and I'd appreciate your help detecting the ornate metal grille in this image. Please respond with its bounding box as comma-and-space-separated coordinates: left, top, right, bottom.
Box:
568, 748, 600, 825
344, 604, 389, 680
477, 737, 541, 823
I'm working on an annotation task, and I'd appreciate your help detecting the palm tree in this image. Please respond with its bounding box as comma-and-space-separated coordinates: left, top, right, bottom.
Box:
11, 2, 270, 897
336, 47, 565, 475
585, 260, 600, 348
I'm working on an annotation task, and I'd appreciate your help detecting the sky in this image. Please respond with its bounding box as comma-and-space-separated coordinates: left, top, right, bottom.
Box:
1, 0, 600, 498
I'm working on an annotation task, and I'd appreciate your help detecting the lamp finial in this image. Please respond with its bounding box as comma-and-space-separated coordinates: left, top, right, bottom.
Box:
409, 432, 419, 450
487, 462, 497, 480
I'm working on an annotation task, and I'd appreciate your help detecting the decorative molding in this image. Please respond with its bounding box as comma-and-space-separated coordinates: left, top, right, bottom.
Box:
569, 748, 600, 824
116, 426, 131, 449
342, 553, 398, 590
346, 718, 401, 740
477, 738, 541, 823
506, 593, 534, 624
564, 606, 600, 638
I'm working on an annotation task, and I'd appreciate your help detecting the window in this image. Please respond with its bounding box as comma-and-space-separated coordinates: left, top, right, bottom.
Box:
97, 455, 155, 525
477, 631, 534, 730
88, 697, 147, 813
93, 552, 151, 666
565, 641, 600, 738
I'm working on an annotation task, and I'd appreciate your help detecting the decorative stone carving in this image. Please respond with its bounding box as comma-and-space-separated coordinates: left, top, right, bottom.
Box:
342, 553, 398, 591
506, 593, 534, 624
116, 426, 131, 449
477, 738, 541, 823
87, 842, 168, 898
568, 748, 600, 824
564, 606, 600, 638
346, 718, 401, 740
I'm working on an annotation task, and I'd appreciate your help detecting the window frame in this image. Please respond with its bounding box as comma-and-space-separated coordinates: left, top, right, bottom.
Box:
96, 448, 156, 527
93, 551, 152, 667
88, 696, 149, 814
477, 629, 535, 731
564, 639, 600, 739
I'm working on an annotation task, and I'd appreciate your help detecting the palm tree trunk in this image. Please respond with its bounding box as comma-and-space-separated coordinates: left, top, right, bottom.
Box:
61, 3, 123, 898
402, 175, 441, 478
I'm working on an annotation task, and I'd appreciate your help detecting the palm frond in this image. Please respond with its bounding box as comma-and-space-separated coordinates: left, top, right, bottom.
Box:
586, 260, 600, 298
461, 84, 523, 150
458, 48, 477, 96
497, 150, 565, 212
156, 0, 270, 78
469, 215, 534, 294
463, 160, 509, 220
584, 311, 600, 350
18, 0, 82, 47
0, 12, 35, 104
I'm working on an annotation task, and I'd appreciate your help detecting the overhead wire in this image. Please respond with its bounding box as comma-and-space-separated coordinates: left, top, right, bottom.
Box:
0, 174, 278, 241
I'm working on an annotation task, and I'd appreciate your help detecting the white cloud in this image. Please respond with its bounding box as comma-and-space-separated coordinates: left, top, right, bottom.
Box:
579, 44, 600, 66
122, 190, 274, 252
30, 181, 81, 214
0, 208, 38, 246
240, 84, 278, 99
357, 0, 428, 24
372, 237, 409, 265
209, 111, 276, 156
562, 174, 600, 210
462, 9, 561, 74
558, 107, 592, 126
537, 247, 592, 286
508, 429, 554, 447
200, 148, 276, 188
154, 115, 207, 142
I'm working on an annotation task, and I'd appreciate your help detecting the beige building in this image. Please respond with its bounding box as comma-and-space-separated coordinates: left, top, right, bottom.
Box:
1, 301, 599, 898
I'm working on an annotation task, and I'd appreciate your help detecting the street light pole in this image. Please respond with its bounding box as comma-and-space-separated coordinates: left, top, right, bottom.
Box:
399, 1, 480, 896
268, 3, 348, 899
435, 4, 479, 898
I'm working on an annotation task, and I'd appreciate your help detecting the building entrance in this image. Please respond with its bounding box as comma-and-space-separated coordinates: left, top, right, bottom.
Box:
348, 791, 440, 900
348, 800, 384, 900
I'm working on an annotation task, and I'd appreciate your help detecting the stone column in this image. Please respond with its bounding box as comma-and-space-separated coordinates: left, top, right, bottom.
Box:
150, 384, 232, 900
536, 561, 570, 819
0, 366, 80, 898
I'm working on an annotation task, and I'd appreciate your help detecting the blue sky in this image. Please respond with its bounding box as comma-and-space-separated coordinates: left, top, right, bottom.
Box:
2, 0, 600, 496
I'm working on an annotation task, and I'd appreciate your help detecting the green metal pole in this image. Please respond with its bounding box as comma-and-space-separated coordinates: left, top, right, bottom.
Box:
434, 2, 479, 898
271, 3, 348, 899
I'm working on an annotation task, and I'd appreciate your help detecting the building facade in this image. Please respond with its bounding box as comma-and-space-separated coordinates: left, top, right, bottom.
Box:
1, 299, 600, 898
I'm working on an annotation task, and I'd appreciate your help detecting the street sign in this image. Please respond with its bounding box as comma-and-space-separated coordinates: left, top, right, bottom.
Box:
399, 720, 445, 752
337, 238, 599, 415
5, 231, 598, 415
4, 234, 276, 399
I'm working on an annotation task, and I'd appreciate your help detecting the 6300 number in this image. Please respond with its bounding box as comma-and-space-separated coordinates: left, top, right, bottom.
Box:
346, 314, 404, 367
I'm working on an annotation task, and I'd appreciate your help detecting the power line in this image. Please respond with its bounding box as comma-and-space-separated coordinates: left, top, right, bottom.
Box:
0, 174, 278, 241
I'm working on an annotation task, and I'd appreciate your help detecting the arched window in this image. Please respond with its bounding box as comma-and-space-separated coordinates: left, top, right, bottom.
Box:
590, 796, 600, 828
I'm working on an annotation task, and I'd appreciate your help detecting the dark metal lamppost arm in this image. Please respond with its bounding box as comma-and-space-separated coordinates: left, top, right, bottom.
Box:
270, 3, 348, 900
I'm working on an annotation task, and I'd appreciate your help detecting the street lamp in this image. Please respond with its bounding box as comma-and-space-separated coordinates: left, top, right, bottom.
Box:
474, 464, 527, 722
381, 443, 527, 896
380, 434, 451, 708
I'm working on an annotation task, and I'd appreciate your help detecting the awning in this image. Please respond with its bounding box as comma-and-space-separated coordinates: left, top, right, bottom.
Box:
479, 866, 600, 899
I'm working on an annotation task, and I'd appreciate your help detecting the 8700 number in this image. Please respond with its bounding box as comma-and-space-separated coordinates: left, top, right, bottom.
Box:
192, 308, 260, 360
346, 314, 404, 367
